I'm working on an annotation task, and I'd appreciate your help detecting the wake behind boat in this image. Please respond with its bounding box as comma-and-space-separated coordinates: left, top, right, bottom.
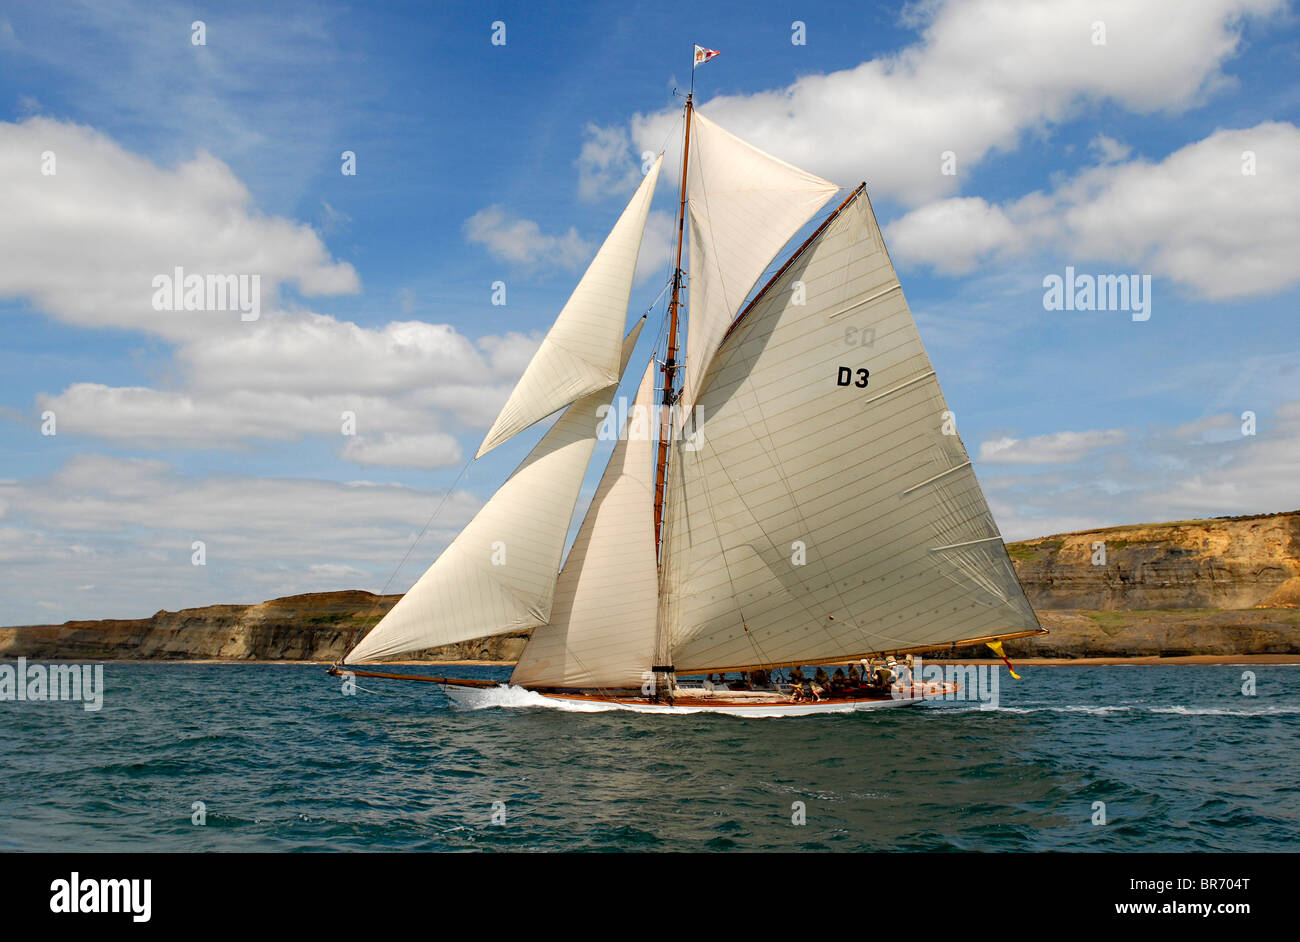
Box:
332, 50, 1045, 715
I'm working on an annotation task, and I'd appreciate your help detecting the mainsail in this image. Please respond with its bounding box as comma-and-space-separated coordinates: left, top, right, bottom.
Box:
510, 360, 659, 689
659, 186, 1041, 672
477, 155, 663, 457
346, 322, 645, 663
681, 113, 839, 412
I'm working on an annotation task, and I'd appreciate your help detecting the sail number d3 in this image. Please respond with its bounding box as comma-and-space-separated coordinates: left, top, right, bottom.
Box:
836, 366, 870, 388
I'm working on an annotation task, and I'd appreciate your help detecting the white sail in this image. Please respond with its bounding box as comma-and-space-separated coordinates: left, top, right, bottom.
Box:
510, 360, 659, 690
477, 155, 663, 458
347, 321, 646, 663
660, 190, 1040, 672
681, 111, 839, 412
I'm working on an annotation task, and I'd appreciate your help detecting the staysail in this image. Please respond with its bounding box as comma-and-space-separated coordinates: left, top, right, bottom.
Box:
681, 112, 839, 413
659, 188, 1040, 672
477, 155, 663, 458
347, 321, 646, 663
510, 360, 659, 689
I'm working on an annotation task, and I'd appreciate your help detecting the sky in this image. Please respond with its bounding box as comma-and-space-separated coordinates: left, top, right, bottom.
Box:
1, 0, 1298, 625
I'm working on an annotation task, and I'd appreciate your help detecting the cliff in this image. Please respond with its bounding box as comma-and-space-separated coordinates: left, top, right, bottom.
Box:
1008, 510, 1300, 611
2, 510, 1297, 661
0, 590, 529, 663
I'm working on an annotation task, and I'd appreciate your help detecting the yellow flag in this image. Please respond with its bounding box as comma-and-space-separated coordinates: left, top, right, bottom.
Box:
986, 640, 1021, 679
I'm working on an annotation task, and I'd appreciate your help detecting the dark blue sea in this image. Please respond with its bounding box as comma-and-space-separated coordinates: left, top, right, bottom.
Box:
1, 663, 1296, 852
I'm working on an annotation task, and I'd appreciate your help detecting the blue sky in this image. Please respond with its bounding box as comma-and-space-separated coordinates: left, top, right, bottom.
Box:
1, 0, 1298, 624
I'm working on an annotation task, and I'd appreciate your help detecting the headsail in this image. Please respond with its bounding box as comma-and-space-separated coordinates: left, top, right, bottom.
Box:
681, 112, 839, 413
347, 321, 646, 664
510, 359, 659, 689
660, 189, 1040, 672
477, 155, 663, 458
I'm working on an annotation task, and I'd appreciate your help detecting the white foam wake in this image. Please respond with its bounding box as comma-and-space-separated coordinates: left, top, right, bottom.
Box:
977, 704, 1300, 716
444, 683, 618, 713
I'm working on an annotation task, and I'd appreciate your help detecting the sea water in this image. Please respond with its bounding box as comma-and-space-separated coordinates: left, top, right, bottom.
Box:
0, 663, 1295, 851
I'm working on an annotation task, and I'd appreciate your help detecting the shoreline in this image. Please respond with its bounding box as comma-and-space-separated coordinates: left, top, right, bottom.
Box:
5, 654, 1297, 666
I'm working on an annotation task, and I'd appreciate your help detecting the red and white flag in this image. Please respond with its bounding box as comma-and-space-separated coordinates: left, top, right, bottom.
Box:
693, 45, 721, 68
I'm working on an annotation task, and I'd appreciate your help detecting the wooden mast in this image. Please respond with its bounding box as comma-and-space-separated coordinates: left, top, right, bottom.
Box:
653, 91, 692, 558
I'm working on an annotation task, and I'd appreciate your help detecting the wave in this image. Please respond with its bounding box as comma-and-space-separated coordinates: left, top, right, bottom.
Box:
972, 704, 1300, 716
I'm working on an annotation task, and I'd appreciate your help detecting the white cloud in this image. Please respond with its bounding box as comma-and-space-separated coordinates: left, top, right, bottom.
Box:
979, 429, 1128, 464
634, 210, 676, 287
342, 432, 463, 469
889, 122, 1300, 300
0, 117, 359, 341
622, 0, 1283, 204
1089, 134, 1132, 164
0, 455, 485, 624
887, 198, 1021, 275
576, 122, 641, 202
464, 204, 594, 269
0, 117, 552, 453
35, 384, 436, 446
982, 403, 1300, 539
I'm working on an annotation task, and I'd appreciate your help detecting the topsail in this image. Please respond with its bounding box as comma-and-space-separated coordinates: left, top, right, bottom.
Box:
681, 113, 839, 412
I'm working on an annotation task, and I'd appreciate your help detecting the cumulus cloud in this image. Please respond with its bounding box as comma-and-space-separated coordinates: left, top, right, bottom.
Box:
888, 122, 1300, 300
576, 122, 642, 202
887, 197, 1021, 275
0, 117, 359, 341
0, 117, 550, 454
464, 205, 594, 269
619, 0, 1283, 204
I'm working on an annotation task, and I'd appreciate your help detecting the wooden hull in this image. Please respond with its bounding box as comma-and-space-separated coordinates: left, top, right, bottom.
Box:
441, 681, 958, 717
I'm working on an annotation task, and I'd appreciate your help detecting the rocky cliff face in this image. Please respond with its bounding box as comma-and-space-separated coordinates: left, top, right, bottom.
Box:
0, 590, 529, 662
3, 511, 1297, 661
1008, 510, 1300, 611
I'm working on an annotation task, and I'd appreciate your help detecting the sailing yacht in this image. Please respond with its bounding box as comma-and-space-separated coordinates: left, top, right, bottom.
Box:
330, 87, 1045, 716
